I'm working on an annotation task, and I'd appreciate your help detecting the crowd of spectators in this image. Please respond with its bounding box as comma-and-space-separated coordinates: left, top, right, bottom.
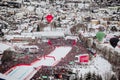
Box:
0, 42, 54, 73
31, 38, 91, 80
0, 36, 92, 80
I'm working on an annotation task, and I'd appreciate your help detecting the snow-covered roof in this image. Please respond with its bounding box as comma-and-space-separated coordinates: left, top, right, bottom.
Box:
100, 43, 120, 54
4, 35, 35, 40
21, 33, 33, 36
27, 6, 35, 12
16, 12, 25, 18
65, 36, 79, 41
91, 24, 105, 29
0, 43, 11, 54
19, 45, 39, 49
33, 31, 65, 38
39, 1, 46, 6
79, 31, 96, 37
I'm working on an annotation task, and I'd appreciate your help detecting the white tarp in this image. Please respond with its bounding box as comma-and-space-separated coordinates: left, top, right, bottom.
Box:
33, 31, 65, 38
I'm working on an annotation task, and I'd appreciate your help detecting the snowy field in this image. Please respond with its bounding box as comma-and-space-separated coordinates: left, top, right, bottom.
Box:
5, 46, 72, 80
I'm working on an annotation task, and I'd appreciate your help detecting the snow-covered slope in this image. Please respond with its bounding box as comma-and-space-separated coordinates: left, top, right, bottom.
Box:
71, 55, 114, 80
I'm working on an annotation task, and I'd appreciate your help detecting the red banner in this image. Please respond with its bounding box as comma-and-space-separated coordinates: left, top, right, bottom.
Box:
79, 55, 89, 63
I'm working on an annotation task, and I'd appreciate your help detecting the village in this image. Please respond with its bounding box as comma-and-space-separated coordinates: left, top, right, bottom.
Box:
0, 0, 120, 80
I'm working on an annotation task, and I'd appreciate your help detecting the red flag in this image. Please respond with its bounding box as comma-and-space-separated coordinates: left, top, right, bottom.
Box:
72, 40, 76, 46
58, 74, 62, 79
48, 40, 52, 45
46, 14, 53, 23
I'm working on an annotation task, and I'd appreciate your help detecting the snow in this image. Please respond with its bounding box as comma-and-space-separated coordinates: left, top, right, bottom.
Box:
16, 12, 25, 18
0, 0, 119, 79
39, 1, 46, 7
92, 24, 105, 29
0, 43, 11, 54
71, 55, 113, 80
43, 26, 51, 31
100, 43, 120, 54
2, 29, 9, 33
32, 58, 55, 67
12, 42, 29, 48
21, 33, 33, 36
28, 27, 33, 32
4, 34, 35, 41
33, 31, 65, 38
6, 46, 72, 79
79, 31, 96, 37
32, 46, 72, 67
12, 30, 22, 33
48, 47, 72, 60
65, 36, 79, 41
36, 8, 43, 16
27, 6, 35, 12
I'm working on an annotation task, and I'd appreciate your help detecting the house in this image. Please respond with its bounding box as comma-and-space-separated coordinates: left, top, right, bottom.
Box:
19, 45, 39, 53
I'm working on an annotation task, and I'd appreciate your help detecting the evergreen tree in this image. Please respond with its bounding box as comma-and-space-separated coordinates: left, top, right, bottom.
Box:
37, 26, 40, 32
118, 70, 120, 80
79, 75, 82, 80
110, 75, 117, 80
0, 29, 4, 37
91, 73, 97, 80
85, 72, 91, 80
50, 0, 54, 3
53, 22, 57, 28
96, 75, 102, 80
57, 17, 61, 22
1, 50, 14, 64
